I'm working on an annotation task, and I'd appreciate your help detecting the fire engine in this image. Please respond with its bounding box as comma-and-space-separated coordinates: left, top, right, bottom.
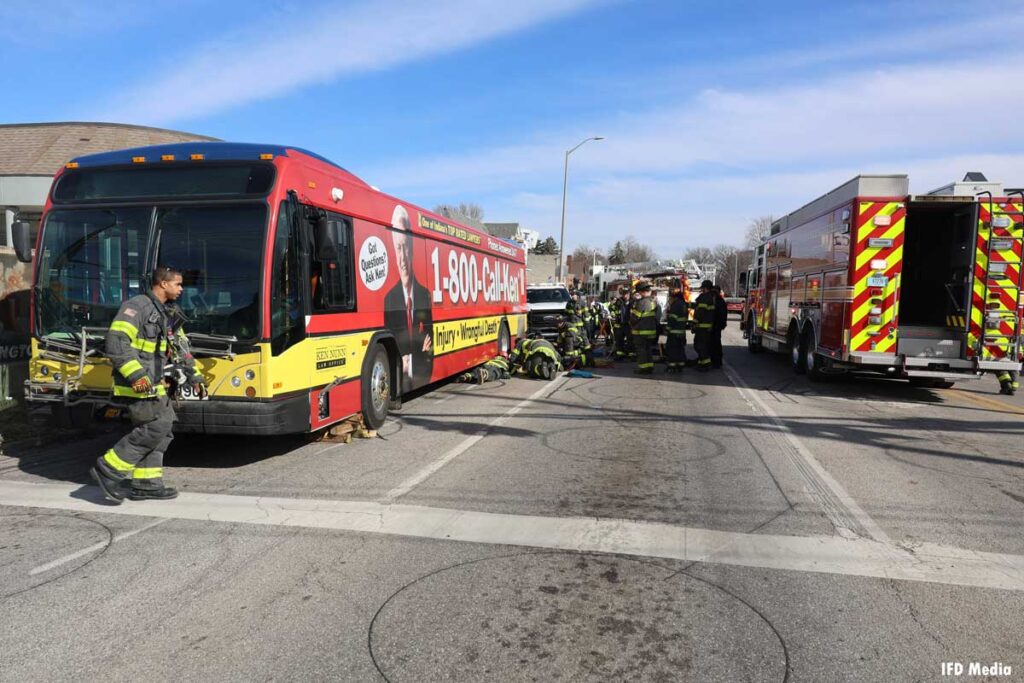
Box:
741, 174, 1023, 386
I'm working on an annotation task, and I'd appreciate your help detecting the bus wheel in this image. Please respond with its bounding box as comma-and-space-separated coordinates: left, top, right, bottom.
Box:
362, 344, 390, 430
498, 321, 511, 356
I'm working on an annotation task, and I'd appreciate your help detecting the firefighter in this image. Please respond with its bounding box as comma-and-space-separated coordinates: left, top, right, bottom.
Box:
556, 315, 585, 370
509, 336, 561, 380
89, 266, 205, 503
693, 279, 716, 371
458, 355, 512, 384
665, 287, 689, 372
996, 370, 1019, 395
630, 281, 658, 374
610, 287, 628, 357
710, 285, 728, 368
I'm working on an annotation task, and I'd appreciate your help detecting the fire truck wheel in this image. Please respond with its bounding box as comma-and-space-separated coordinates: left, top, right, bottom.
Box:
746, 317, 761, 353
362, 344, 391, 430
790, 328, 806, 374
803, 329, 826, 381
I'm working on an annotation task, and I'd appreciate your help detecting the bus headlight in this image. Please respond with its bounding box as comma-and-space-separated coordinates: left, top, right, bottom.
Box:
245, 369, 256, 381
231, 376, 241, 388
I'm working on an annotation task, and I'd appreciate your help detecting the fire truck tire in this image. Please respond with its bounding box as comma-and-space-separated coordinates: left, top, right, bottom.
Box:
747, 316, 762, 353
790, 327, 806, 374
803, 329, 827, 381
361, 344, 391, 430
51, 404, 95, 429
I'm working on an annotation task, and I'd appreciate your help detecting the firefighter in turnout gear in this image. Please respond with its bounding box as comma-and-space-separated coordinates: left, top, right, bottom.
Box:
996, 370, 1019, 395
665, 288, 689, 372
710, 285, 728, 368
609, 287, 628, 357
509, 337, 561, 380
630, 281, 658, 374
693, 280, 716, 371
458, 355, 512, 384
556, 316, 586, 370
89, 266, 203, 503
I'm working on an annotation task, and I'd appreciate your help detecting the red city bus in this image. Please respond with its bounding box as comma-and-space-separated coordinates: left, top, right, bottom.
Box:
16, 142, 527, 434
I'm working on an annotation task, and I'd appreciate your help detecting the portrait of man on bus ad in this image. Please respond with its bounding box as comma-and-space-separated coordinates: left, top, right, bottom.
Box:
384, 205, 433, 393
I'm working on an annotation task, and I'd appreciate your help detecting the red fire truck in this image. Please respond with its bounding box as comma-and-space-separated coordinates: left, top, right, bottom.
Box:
742, 174, 1023, 386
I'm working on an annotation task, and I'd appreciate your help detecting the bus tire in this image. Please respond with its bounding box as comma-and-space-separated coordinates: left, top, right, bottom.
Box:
362, 344, 390, 430
498, 321, 511, 356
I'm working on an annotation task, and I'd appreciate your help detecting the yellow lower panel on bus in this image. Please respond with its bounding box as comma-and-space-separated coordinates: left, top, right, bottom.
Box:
433, 316, 503, 356
266, 332, 375, 396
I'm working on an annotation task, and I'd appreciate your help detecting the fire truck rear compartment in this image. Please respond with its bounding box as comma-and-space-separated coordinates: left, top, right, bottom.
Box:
897, 202, 975, 360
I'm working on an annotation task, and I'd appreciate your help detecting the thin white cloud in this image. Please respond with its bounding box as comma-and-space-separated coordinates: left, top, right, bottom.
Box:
95, 0, 603, 124
367, 46, 1024, 258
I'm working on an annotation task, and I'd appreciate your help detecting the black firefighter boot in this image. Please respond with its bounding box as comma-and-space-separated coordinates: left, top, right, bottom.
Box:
89, 466, 127, 504
128, 485, 179, 501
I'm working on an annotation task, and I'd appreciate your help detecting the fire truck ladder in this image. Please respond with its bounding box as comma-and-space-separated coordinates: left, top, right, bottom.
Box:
975, 191, 1024, 362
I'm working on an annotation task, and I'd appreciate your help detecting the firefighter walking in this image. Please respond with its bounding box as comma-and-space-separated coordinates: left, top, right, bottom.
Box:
630, 281, 658, 374
996, 370, 1019, 395
693, 280, 716, 371
665, 287, 688, 372
89, 266, 204, 503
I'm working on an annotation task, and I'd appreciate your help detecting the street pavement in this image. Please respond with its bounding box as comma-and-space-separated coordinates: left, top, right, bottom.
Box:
1, 327, 1023, 682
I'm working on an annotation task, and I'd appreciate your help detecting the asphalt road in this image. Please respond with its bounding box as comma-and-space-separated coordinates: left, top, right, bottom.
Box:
2, 327, 1023, 682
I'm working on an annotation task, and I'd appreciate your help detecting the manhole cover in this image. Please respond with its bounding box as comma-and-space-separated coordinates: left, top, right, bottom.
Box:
0, 513, 111, 598
370, 553, 786, 682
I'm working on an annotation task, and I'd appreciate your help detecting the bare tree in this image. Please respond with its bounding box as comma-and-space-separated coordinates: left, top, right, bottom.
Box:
745, 215, 774, 248
433, 202, 486, 229
572, 244, 606, 267
681, 246, 715, 264
616, 236, 655, 263
710, 244, 752, 296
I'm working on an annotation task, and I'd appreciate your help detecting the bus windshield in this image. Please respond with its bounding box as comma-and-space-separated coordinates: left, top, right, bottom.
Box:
36, 204, 267, 341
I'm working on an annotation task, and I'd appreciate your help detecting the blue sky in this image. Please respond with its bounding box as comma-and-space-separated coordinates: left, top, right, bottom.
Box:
3, 0, 1023, 258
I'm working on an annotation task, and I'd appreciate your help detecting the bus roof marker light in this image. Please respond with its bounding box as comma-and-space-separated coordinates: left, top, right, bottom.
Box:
65, 162, 79, 169
190, 153, 204, 161
331, 188, 344, 203
259, 153, 273, 160
131, 156, 146, 164
308, 181, 317, 189
161, 154, 175, 162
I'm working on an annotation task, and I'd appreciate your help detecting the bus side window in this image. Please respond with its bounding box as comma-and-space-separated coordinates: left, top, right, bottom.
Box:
311, 212, 356, 312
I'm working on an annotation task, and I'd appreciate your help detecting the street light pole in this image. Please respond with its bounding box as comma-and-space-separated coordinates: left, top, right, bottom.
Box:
558, 136, 604, 282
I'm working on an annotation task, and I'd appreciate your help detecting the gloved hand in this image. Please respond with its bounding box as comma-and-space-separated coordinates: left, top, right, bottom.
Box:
190, 376, 208, 398
131, 376, 154, 394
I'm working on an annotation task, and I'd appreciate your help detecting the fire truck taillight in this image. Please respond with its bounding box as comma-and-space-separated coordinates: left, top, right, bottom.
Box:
989, 263, 1008, 274
991, 239, 1013, 251
992, 216, 1012, 229
870, 259, 887, 271
873, 215, 891, 227
868, 316, 883, 326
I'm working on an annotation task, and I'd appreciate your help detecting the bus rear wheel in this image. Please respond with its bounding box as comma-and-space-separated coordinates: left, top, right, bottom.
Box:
498, 321, 511, 356
362, 344, 391, 430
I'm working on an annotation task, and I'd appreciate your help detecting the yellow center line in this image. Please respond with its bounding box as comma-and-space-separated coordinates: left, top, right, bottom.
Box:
950, 388, 1024, 417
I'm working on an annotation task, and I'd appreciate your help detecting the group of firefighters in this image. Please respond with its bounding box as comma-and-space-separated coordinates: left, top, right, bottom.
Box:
609, 278, 729, 374
457, 278, 730, 387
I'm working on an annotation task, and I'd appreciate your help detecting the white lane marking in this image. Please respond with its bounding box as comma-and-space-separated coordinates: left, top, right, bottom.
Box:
722, 362, 893, 544
3, 481, 1023, 592
29, 517, 170, 575
380, 376, 567, 502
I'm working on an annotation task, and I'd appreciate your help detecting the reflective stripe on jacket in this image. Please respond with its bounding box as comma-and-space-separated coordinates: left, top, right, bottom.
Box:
107, 292, 171, 399
667, 299, 689, 335
630, 296, 658, 336
694, 292, 716, 330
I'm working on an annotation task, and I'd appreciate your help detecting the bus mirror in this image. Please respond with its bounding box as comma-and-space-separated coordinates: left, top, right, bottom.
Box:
315, 217, 339, 261
12, 221, 32, 262
738, 271, 748, 292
